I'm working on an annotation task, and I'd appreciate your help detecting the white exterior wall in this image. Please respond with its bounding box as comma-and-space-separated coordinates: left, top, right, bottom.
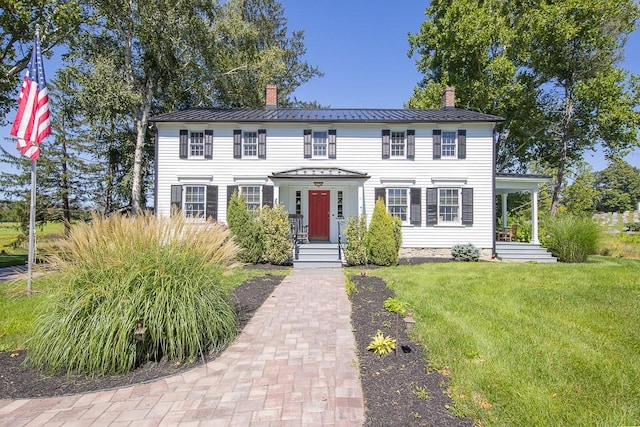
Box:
155, 121, 495, 249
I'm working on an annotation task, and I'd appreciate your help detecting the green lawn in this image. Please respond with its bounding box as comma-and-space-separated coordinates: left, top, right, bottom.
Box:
0, 222, 66, 267
369, 257, 640, 426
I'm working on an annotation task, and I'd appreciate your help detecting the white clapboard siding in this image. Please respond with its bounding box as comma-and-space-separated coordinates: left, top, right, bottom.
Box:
156, 121, 495, 249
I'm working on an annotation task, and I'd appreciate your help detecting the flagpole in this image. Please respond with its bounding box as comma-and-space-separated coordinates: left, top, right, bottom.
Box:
27, 159, 36, 295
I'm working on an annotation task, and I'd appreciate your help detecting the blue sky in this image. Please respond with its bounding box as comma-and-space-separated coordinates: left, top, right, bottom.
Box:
2, 0, 639, 172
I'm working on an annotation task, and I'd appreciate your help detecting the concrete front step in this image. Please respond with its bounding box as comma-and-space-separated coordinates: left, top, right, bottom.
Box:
294, 243, 343, 268
496, 243, 557, 263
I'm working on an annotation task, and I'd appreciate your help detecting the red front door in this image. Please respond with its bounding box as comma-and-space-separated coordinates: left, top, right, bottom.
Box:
308, 190, 330, 240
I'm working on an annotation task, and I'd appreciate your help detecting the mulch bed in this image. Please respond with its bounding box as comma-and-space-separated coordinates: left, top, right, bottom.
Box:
350, 273, 473, 426
0, 261, 473, 426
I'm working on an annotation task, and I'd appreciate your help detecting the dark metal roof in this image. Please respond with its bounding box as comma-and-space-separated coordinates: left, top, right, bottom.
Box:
270, 167, 369, 179
150, 107, 503, 124
496, 172, 552, 180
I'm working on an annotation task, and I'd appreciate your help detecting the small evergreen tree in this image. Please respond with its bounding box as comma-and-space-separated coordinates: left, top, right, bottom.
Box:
365, 198, 400, 266
226, 190, 264, 263
259, 204, 292, 265
344, 214, 367, 266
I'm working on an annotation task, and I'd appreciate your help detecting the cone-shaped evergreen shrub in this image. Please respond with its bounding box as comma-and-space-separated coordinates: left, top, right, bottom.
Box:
227, 190, 265, 263
365, 198, 400, 266
344, 214, 367, 265
27, 212, 239, 375
259, 204, 292, 265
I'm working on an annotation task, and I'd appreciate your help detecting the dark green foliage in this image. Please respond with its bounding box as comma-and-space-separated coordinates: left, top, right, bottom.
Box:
259, 204, 292, 265
626, 222, 640, 232
344, 214, 367, 266
542, 215, 601, 262
226, 190, 264, 263
595, 160, 640, 213
365, 198, 400, 266
451, 243, 480, 262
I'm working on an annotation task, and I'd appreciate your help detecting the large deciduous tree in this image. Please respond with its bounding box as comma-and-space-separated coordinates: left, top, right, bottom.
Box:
409, 0, 640, 215
62, 0, 320, 214
595, 160, 640, 212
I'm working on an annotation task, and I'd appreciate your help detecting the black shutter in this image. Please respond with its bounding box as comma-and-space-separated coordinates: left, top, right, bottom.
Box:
227, 185, 238, 207
328, 129, 337, 159
258, 129, 267, 159
233, 129, 242, 159
375, 187, 386, 204
262, 185, 274, 207
206, 185, 218, 220
179, 130, 188, 159
433, 129, 441, 160
382, 129, 390, 159
458, 129, 466, 159
303, 129, 312, 158
171, 185, 182, 215
426, 188, 438, 225
407, 129, 415, 160
204, 130, 213, 159
462, 188, 473, 225
410, 187, 421, 225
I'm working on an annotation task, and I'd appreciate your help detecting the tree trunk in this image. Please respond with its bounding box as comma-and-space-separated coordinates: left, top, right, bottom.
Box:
131, 80, 153, 216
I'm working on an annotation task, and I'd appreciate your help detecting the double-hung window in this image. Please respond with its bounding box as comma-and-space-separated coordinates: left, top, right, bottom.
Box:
387, 188, 408, 222
243, 131, 258, 158
189, 131, 204, 157
442, 131, 457, 158
241, 186, 261, 211
390, 131, 405, 158
438, 188, 459, 223
184, 185, 205, 218
313, 131, 328, 158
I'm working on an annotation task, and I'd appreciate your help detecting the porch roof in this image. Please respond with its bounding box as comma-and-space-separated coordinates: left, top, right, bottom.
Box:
496, 172, 551, 194
269, 167, 369, 180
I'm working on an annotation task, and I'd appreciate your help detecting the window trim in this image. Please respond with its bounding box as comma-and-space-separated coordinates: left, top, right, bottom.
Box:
242, 130, 258, 159
386, 187, 409, 223
438, 187, 461, 225
441, 131, 457, 158
312, 130, 328, 159
240, 185, 262, 211
189, 131, 205, 158
390, 130, 406, 159
184, 185, 206, 219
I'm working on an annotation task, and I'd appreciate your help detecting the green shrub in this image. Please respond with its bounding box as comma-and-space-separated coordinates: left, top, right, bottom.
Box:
451, 243, 480, 262
259, 204, 292, 265
227, 190, 264, 263
625, 222, 640, 232
367, 330, 396, 356
344, 214, 367, 266
365, 198, 400, 266
383, 297, 409, 316
543, 214, 601, 262
27, 212, 239, 375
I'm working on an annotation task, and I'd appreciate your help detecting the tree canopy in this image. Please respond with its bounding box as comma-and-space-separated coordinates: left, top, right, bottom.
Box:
409, 0, 640, 215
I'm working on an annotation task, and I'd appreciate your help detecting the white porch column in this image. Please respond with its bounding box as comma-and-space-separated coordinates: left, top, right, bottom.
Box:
273, 184, 280, 205
358, 184, 365, 216
501, 193, 508, 229
531, 190, 540, 244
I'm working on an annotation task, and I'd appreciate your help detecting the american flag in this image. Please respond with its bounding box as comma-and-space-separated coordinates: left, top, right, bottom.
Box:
10, 35, 51, 161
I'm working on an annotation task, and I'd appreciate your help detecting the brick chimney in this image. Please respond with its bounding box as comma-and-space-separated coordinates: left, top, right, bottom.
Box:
266, 84, 277, 108
441, 86, 455, 109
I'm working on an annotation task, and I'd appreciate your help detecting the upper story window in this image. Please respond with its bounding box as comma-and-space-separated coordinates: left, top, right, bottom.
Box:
179, 129, 213, 159
391, 131, 405, 158
313, 131, 328, 157
241, 185, 261, 211
184, 185, 205, 218
387, 188, 408, 222
382, 129, 415, 160
233, 129, 266, 159
243, 131, 258, 158
442, 131, 457, 158
304, 129, 336, 159
190, 131, 204, 157
433, 129, 466, 160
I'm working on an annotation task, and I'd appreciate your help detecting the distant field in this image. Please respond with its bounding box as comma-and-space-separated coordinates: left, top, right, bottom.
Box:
0, 222, 66, 268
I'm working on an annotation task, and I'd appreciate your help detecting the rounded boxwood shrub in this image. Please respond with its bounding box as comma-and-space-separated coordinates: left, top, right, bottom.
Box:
27, 212, 239, 375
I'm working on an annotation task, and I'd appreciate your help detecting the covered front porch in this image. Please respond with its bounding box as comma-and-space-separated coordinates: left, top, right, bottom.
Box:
494, 173, 557, 262
269, 167, 370, 244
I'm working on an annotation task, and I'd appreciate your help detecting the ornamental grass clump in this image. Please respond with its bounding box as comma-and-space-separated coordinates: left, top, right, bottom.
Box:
543, 214, 600, 262
27, 212, 239, 376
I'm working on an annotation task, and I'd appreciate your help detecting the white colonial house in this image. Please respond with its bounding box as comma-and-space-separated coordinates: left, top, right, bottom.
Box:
151, 86, 555, 264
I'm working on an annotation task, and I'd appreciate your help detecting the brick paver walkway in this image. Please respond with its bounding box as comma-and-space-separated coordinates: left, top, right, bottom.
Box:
0, 269, 364, 426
